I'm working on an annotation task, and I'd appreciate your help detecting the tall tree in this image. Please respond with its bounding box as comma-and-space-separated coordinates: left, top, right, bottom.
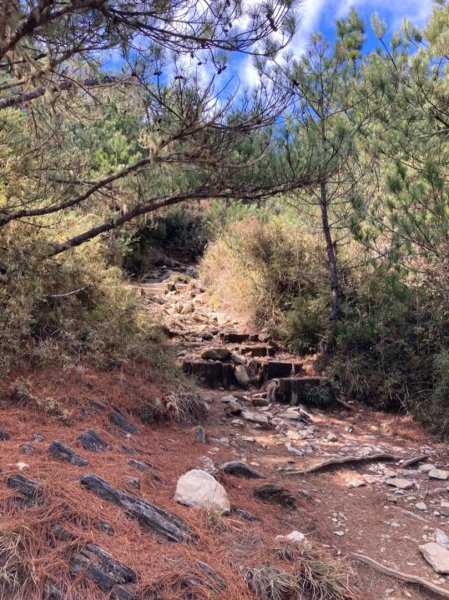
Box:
274, 9, 377, 320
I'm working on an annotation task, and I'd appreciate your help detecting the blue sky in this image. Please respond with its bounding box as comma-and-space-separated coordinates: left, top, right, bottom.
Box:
239, 0, 434, 84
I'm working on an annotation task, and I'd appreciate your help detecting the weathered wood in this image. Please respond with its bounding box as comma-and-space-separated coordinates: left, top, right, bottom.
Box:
353, 553, 449, 599
80, 474, 196, 543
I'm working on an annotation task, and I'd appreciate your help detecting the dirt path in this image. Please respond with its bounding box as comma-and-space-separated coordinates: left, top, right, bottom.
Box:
138, 260, 449, 600
0, 260, 448, 598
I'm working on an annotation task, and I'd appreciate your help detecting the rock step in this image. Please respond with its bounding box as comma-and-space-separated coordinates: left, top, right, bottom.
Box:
240, 345, 276, 358
220, 332, 261, 343
274, 376, 336, 407
249, 360, 302, 383
182, 361, 236, 389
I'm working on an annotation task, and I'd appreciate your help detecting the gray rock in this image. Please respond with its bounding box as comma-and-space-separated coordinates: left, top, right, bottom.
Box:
385, 478, 414, 490
20, 444, 37, 455
253, 483, 296, 509
429, 469, 449, 480
195, 426, 207, 444
202, 348, 231, 361
123, 476, 140, 491
175, 469, 230, 514
435, 529, 449, 549
109, 409, 141, 435
233, 508, 260, 522
69, 543, 137, 592
420, 542, 449, 574
79, 430, 110, 452
220, 461, 265, 479
81, 474, 196, 543
32, 434, 44, 442
7, 473, 43, 506
121, 445, 136, 455
242, 411, 270, 427
234, 365, 251, 387
49, 441, 89, 467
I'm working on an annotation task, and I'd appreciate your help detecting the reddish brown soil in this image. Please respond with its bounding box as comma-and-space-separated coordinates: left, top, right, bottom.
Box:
0, 365, 448, 599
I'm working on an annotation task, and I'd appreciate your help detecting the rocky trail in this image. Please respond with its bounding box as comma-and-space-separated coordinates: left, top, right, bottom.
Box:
1, 260, 449, 598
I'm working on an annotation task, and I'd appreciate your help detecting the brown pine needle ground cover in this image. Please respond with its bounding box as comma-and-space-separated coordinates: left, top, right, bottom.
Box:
0, 363, 442, 599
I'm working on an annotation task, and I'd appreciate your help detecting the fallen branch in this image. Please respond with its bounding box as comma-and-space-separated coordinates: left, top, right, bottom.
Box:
283, 453, 400, 476
352, 553, 449, 600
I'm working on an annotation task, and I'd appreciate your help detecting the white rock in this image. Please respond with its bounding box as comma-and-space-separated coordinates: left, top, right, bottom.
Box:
418, 464, 435, 473
420, 542, 449, 574
327, 432, 338, 442
175, 469, 230, 514
333, 531, 345, 537
385, 478, 414, 490
435, 529, 449, 550
429, 469, 449, 481
415, 502, 427, 511
275, 530, 305, 545
348, 479, 366, 489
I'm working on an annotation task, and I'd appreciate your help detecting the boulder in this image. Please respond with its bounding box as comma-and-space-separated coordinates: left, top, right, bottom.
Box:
420, 542, 449, 574
175, 469, 230, 514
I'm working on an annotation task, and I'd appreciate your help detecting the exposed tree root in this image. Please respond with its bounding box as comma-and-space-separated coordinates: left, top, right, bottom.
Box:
352, 553, 449, 599
283, 453, 400, 476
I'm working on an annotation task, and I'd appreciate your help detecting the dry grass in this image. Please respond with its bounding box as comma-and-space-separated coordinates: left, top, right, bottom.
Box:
244, 544, 355, 600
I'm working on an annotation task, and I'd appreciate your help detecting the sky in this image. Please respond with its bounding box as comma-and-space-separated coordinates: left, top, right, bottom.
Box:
239, 0, 435, 85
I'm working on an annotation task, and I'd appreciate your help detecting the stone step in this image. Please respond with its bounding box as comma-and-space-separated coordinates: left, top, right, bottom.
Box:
250, 360, 302, 383
220, 332, 259, 343
240, 346, 276, 358
182, 361, 236, 389
274, 376, 336, 408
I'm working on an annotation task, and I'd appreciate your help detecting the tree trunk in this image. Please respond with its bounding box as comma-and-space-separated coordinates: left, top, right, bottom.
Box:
320, 180, 341, 320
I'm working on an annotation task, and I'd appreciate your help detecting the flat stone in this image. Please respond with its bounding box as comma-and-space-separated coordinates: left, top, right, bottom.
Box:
175, 469, 230, 515
242, 411, 270, 426
415, 502, 427, 511
385, 478, 414, 490
49, 441, 89, 467
79, 430, 110, 453
429, 469, 449, 481
220, 461, 265, 479
420, 542, 449, 574
418, 464, 435, 473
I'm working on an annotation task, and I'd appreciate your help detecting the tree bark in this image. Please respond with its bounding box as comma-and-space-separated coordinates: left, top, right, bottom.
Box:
320, 179, 341, 320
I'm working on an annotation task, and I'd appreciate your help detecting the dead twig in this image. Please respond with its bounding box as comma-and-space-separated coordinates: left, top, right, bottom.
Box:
352, 553, 449, 600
